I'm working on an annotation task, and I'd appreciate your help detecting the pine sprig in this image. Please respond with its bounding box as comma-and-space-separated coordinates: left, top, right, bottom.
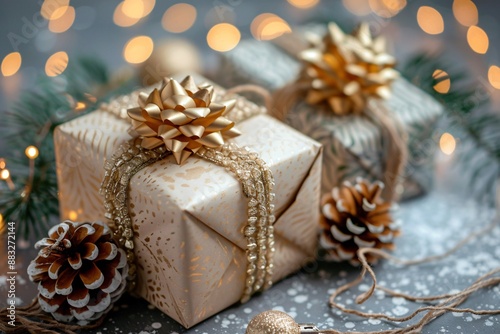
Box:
400, 53, 500, 202
0, 57, 135, 239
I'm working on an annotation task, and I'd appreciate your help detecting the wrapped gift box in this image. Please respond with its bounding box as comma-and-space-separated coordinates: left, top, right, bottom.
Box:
219, 38, 443, 199
54, 74, 322, 328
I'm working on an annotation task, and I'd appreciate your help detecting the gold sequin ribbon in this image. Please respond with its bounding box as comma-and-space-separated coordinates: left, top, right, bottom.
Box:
100, 76, 274, 303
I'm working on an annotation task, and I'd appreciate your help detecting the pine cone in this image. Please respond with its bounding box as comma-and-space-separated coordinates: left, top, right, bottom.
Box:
319, 179, 400, 265
27, 220, 128, 325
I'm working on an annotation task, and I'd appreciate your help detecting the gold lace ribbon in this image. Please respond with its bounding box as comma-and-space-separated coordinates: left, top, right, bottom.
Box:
99, 76, 275, 303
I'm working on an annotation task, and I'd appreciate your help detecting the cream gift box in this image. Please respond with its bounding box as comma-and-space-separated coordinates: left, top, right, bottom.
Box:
53, 74, 322, 328
219, 38, 443, 199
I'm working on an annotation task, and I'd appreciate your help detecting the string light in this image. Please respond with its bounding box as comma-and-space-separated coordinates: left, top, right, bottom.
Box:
0, 169, 9, 180
25, 146, 39, 160
432, 69, 451, 94
113, 2, 141, 27
250, 13, 292, 41
440, 133, 457, 155
162, 3, 197, 33
207, 23, 241, 52
417, 6, 444, 35
467, 25, 489, 54
123, 36, 154, 64
452, 0, 478, 27
48, 5, 75, 33
287, 0, 319, 9
1, 52, 22, 77
0, 159, 5, 169
0, 166, 15, 190
45, 51, 69, 77
121, 0, 144, 19
40, 0, 70, 20
75, 101, 87, 111
488, 66, 500, 90
69, 210, 78, 221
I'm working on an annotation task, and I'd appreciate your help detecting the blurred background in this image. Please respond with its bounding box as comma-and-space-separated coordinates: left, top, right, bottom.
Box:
0, 0, 499, 105
0, 3, 499, 332
0, 0, 500, 207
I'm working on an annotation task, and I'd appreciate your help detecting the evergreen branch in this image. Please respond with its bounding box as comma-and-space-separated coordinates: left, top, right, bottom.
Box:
400, 53, 500, 201
0, 57, 136, 239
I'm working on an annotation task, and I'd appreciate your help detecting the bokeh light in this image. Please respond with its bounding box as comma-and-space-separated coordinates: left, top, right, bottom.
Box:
123, 36, 154, 64
162, 3, 197, 33
488, 65, 500, 90
417, 6, 444, 35
287, 0, 319, 9
452, 0, 478, 27
1, 52, 22, 77
48, 5, 75, 33
75, 101, 86, 111
121, 0, 155, 19
69, 210, 78, 221
343, 0, 371, 16
25, 146, 39, 159
121, 0, 144, 19
440, 133, 456, 155
467, 25, 489, 54
45, 51, 69, 77
432, 69, 451, 94
114, 2, 141, 27
0, 169, 10, 180
369, 0, 407, 18
41, 0, 70, 20
207, 23, 241, 52
251, 13, 292, 41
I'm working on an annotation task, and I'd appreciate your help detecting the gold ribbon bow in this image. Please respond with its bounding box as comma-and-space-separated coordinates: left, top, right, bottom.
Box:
272, 22, 407, 202
299, 22, 399, 115
101, 75, 276, 304
127, 75, 241, 164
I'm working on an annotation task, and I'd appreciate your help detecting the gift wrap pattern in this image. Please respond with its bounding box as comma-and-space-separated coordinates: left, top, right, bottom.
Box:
219, 40, 444, 199
54, 78, 322, 328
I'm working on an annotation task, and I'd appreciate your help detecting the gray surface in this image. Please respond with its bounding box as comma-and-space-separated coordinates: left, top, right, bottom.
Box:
1, 190, 499, 333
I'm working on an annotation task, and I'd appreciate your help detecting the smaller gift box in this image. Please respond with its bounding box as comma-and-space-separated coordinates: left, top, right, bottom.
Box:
54, 74, 322, 328
218, 26, 443, 200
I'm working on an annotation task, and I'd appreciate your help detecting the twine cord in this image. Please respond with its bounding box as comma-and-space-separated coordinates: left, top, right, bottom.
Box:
320, 218, 500, 334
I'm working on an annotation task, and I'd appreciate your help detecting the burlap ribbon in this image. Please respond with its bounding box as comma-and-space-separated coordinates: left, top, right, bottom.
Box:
272, 22, 407, 202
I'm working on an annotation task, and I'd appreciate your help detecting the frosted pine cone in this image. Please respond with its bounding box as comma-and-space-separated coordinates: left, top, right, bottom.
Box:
320, 179, 400, 265
27, 220, 128, 325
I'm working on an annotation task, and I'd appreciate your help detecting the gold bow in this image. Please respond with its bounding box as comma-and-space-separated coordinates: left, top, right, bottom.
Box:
299, 23, 399, 115
127, 75, 240, 164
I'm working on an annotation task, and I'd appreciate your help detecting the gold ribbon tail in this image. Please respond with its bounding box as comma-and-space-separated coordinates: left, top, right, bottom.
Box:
366, 99, 408, 202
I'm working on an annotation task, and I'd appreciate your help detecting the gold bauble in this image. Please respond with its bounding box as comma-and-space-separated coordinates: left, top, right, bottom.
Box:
246, 310, 300, 334
139, 38, 203, 86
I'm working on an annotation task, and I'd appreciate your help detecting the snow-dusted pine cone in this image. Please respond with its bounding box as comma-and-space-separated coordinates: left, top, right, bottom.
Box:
27, 220, 128, 325
320, 179, 400, 265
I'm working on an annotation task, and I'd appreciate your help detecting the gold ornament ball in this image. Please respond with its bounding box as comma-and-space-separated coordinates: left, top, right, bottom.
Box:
246, 310, 300, 334
139, 38, 202, 86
